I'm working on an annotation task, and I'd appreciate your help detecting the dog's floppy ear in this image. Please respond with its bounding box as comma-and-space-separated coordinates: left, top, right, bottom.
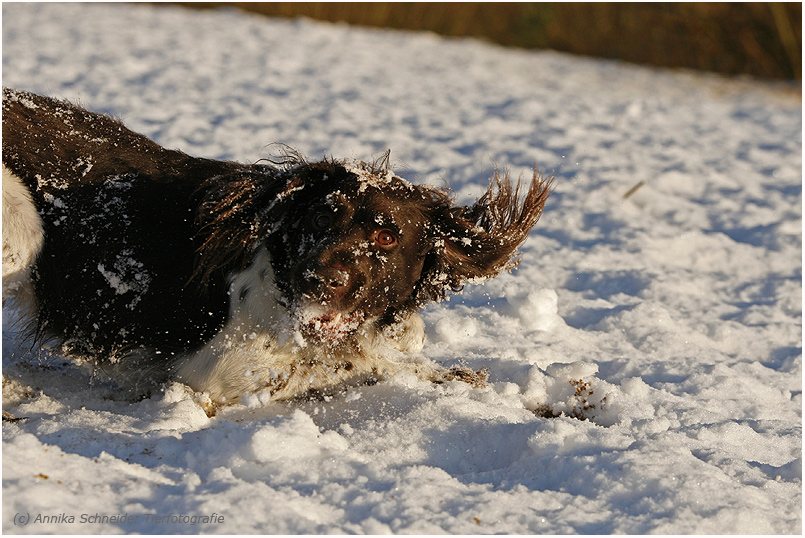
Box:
192, 167, 298, 286
415, 169, 554, 304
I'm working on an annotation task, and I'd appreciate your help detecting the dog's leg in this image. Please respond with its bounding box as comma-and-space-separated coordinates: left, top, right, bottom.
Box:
2, 166, 43, 312
372, 314, 489, 389
381, 312, 426, 353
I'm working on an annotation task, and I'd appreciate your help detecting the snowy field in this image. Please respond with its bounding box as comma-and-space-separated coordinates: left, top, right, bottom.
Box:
2, 3, 801, 534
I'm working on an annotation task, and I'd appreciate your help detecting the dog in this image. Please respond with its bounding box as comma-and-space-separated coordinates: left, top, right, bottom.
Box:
2, 87, 553, 408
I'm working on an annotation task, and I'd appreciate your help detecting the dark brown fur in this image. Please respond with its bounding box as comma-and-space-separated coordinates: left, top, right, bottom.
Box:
195, 153, 554, 322
2, 87, 553, 402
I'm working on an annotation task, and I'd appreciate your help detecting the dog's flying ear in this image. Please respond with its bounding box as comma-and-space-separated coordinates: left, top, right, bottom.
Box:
415, 169, 554, 304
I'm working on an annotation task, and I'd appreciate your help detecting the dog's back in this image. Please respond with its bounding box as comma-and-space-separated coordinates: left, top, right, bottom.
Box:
2, 89, 240, 364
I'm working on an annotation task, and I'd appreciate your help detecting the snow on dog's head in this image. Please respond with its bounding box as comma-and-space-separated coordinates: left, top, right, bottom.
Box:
195, 151, 554, 347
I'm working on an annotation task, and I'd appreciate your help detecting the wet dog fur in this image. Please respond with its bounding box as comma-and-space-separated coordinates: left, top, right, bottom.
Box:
2, 88, 553, 407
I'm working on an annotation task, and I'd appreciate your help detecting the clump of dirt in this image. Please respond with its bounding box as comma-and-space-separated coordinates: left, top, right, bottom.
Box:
531, 378, 607, 421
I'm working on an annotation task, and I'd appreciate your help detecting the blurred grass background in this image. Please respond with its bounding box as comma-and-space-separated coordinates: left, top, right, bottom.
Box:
178, 2, 801, 81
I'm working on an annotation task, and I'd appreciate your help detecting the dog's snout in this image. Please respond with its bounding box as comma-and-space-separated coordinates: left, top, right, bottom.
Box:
316, 265, 349, 289
303, 264, 353, 301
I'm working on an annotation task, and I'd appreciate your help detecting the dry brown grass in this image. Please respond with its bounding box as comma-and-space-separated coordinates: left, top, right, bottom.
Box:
177, 2, 801, 80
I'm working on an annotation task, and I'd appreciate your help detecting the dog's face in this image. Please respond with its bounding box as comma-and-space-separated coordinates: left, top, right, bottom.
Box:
267, 163, 435, 345
196, 156, 553, 347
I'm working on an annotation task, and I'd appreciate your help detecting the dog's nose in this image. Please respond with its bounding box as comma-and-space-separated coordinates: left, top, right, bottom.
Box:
317, 266, 349, 290
305, 265, 350, 299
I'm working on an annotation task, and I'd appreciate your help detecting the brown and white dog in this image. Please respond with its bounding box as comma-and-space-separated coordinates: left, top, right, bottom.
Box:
2, 88, 553, 407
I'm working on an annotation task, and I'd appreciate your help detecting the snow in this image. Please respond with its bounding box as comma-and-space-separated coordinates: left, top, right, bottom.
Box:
2, 2, 801, 534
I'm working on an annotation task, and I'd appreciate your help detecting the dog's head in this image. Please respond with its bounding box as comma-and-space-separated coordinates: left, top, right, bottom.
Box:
196, 153, 553, 346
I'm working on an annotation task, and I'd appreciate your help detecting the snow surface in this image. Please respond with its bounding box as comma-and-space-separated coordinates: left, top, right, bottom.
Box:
2, 3, 801, 534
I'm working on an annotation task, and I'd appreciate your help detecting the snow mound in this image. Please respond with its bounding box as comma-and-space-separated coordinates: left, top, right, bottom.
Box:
505, 287, 564, 331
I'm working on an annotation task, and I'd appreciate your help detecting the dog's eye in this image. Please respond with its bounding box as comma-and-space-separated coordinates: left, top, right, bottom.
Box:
373, 229, 397, 247
312, 212, 333, 230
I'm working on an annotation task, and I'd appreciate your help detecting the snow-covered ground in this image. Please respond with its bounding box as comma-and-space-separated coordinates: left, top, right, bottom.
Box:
2, 3, 801, 534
